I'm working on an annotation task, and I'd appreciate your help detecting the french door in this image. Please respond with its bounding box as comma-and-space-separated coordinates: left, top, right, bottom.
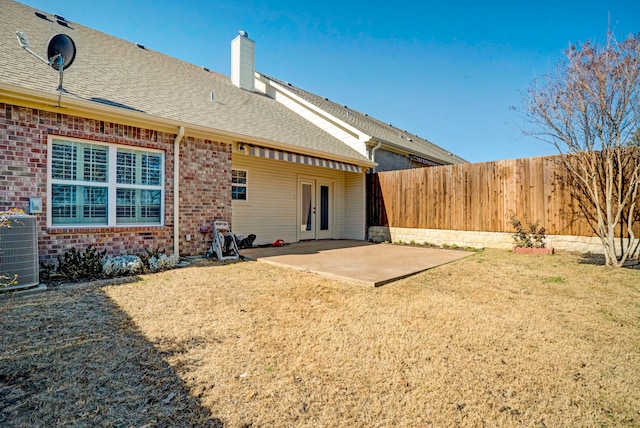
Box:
299, 178, 332, 240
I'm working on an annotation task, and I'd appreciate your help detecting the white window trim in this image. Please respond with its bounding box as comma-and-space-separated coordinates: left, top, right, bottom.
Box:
231, 168, 248, 202
47, 135, 165, 228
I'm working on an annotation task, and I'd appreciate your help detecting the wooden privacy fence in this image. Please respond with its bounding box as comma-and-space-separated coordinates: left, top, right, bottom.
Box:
367, 155, 640, 237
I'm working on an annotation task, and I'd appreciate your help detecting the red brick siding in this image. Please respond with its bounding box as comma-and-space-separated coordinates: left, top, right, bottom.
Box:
0, 103, 232, 263
177, 136, 232, 256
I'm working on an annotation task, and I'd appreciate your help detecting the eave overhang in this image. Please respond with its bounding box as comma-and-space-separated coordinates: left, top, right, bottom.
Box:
0, 82, 376, 168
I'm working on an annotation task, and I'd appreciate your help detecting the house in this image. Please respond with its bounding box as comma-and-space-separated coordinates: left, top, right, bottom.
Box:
0, 0, 463, 264
253, 74, 467, 171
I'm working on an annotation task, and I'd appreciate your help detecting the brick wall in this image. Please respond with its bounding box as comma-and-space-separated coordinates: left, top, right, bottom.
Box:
0, 103, 232, 263
177, 136, 232, 256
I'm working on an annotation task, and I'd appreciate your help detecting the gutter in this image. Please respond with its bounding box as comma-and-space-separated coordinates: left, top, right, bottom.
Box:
0, 82, 375, 168
173, 126, 185, 256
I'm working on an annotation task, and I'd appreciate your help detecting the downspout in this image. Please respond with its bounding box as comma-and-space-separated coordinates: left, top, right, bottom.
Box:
365, 140, 383, 241
370, 140, 382, 172
173, 126, 185, 256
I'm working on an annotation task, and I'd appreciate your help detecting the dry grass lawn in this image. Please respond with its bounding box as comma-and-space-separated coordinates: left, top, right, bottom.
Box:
1, 248, 639, 427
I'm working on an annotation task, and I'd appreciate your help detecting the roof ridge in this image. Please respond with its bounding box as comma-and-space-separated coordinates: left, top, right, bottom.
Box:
259, 72, 467, 163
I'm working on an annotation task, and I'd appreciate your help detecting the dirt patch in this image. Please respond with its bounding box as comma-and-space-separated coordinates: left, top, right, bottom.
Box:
2, 249, 639, 426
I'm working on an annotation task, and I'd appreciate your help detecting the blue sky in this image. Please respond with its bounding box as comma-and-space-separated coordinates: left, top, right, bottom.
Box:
20, 0, 640, 162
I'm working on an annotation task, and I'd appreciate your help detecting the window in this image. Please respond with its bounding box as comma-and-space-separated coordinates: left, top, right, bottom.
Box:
232, 169, 247, 200
49, 137, 164, 227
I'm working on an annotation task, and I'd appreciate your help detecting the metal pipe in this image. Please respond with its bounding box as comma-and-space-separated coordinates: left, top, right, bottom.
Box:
173, 126, 185, 256
370, 140, 382, 172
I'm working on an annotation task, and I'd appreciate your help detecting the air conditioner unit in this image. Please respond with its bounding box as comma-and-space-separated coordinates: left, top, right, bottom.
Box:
0, 214, 39, 288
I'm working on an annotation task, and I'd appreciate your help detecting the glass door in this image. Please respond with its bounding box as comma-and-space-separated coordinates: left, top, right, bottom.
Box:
317, 182, 332, 239
299, 180, 315, 240
298, 178, 332, 241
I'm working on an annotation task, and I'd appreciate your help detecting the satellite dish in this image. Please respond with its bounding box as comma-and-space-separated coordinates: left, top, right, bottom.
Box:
16, 30, 77, 99
47, 34, 76, 70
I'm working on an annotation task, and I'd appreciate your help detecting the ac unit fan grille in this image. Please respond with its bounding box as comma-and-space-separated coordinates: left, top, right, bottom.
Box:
0, 215, 39, 287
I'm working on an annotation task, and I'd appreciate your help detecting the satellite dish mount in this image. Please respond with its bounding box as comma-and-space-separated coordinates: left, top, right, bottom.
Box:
16, 31, 76, 99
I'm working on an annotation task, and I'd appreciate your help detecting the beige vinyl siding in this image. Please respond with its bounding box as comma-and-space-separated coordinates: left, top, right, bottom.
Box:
344, 173, 366, 240
231, 154, 363, 245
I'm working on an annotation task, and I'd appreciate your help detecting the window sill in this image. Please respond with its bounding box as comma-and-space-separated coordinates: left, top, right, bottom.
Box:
47, 225, 169, 234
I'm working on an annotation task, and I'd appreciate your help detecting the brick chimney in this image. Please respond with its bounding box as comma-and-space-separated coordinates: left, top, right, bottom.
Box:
231, 30, 255, 91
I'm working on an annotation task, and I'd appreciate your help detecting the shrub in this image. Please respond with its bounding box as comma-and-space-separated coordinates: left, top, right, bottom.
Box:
148, 253, 180, 272
0, 273, 18, 289
56, 244, 107, 280
510, 213, 547, 248
103, 255, 144, 277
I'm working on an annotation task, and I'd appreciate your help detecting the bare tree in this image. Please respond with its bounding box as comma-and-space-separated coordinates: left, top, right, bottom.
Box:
525, 33, 640, 266
630, 128, 640, 147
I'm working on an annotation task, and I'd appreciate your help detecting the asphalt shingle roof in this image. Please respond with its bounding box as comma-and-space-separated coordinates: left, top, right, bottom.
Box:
0, 0, 371, 165
260, 74, 467, 165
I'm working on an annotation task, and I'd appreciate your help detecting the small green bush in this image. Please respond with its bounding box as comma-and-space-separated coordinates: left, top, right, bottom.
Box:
510, 213, 547, 248
56, 244, 107, 280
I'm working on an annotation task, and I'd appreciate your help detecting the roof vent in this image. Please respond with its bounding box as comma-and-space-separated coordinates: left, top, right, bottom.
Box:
54, 14, 66, 21
135, 42, 145, 49
34, 11, 49, 20
56, 19, 70, 28
202, 66, 210, 72
238, 30, 249, 37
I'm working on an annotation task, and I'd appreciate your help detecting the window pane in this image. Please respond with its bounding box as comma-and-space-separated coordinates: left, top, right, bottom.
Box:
301, 183, 312, 231
51, 184, 107, 225
52, 142, 77, 181
232, 186, 247, 200
141, 153, 161, 185
116, 188, 136, 219
141, 189, 161, 221
51, 184, 77, 221
320, 185, 329, 231
82, 187, 108, 222
232, 169, 247, 184
83, 146, 108, 182
117, 149, 162, 186
117, 188, 161, 224
117, 151, 136, 184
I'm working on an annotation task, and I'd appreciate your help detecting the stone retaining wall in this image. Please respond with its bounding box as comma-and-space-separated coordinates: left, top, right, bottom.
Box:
369, 226, 639, 256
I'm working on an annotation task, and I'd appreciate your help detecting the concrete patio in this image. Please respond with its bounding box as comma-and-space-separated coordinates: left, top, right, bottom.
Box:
239, 240, 473, 286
